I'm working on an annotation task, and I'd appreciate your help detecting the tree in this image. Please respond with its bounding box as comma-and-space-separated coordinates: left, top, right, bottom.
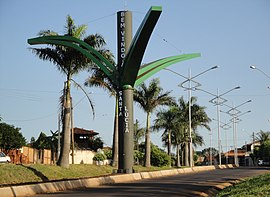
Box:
134, 119, 145, 151
0, 122, 26, 152
202, 147, 219, 164
134, 78, 175, 167
84, 62, 119, 167
173, 96, 210, 166
32, 132, 51, 149
30, 137, 36, 146
30, 15, 110, 167
171, 123, 186, 167
150, 144, 170, 167
255, 130, 270, 144
254, 130, 270, 161
89, 136, 104, 151
153, 107, 178, 167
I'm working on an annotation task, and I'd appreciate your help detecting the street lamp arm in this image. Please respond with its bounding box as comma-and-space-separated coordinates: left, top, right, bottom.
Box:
227, 99, 252, 113
219, 86, 240, 97
234, 100, 252, 109
250, 65, 270, 80
229, 110, 251, 123
238, 110, 251, 118
192, 65, 219, 79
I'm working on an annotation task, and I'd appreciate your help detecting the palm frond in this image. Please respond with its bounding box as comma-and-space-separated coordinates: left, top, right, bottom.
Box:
74, 24, 87, 39
29, 47, 68, 75
38, 30, 58, 36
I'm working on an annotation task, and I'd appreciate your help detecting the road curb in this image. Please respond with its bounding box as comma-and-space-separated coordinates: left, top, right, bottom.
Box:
0, 164, 237, 197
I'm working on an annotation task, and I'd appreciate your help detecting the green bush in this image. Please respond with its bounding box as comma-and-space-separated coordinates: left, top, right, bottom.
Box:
170, 155, 176, 166
151, 144, 170, 167
134, 150, 144, 165
93, 153, 106, 161
103, 149, 112, 160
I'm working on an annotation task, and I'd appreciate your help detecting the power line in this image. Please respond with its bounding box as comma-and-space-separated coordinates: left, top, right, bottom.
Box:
85, 13, 116, 25
3, 112, 57, 122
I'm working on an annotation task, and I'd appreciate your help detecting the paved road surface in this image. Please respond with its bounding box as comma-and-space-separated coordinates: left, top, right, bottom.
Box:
38, 167, 270, 197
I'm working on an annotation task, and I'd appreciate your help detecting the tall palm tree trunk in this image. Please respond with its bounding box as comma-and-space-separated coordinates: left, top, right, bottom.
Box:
111, 95, 119, 167
57, 80, 71, 168
168, 130, 172, 167
184, 142, 189, 166
144, 112, 151, 167
181, 144, 184, 166
176, 143, 181, 167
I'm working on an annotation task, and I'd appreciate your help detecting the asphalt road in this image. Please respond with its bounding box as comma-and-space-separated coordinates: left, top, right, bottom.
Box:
38, 167, 270, 197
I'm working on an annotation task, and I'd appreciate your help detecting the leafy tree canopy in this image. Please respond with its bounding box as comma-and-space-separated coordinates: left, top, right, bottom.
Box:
202, 147, 219, 157
0, 122, 26, 151
32, 132, 50, 149
89, 136, 104, 151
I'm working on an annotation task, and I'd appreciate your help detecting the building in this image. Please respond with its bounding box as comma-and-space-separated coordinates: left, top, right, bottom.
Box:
73, 127, 99, 149
223, 141, 261, 166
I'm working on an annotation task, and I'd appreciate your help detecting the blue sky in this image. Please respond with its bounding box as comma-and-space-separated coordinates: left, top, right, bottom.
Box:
0, 0, 269, 152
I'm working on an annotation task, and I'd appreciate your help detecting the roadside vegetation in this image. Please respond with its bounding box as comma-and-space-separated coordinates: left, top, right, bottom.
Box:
0, 164, 177, 186
216, 172, 270, 197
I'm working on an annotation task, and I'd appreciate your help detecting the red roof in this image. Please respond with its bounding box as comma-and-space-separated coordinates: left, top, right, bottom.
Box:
225, 150, 246, 157
73, 127, 98, 136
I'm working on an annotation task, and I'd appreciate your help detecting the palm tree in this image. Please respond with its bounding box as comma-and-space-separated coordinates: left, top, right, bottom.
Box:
134, 78, 175, 167
30, 15, 111, 168
174, 96, 210, 166
255, 130, 270, 145
255, 130, 270, 160
134, 119, 145, 151
171, 123, 186, 167
153, 107, 177, 167
84, 53, 118, 166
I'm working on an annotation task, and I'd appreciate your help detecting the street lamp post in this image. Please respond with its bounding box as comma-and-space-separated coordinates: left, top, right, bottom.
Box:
196, 86, 240, 165
165, 65, 218, 167
212, 118, 231, 164
224, 100, 252, 165
209, 129, 212, 165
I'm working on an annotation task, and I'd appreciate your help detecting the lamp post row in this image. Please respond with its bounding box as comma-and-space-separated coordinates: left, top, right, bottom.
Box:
196, 86, 241, 165
165, 66, 254, 166
165, 66, 218, 167
222, 101, 252, 165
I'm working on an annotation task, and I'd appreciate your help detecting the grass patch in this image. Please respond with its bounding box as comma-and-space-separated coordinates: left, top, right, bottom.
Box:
0, 164, 43, 185
0, 164, 115, 186
0, 164, 183, 186
216, 173, 270, 197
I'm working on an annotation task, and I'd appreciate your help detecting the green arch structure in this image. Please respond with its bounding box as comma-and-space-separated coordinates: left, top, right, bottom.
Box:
135, 53, 200, 86
28, 6, 200, 173
28, 35, 200, 87
28, 35, 117, 83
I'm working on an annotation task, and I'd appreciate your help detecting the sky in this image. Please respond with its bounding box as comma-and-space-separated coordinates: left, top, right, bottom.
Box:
0, 0, 270, 153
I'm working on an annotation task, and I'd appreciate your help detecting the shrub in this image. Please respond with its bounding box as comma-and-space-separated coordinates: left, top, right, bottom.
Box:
151, 144, 170, 167
103, 149, 112, 160
93, 153, 106, 161
134, 150, 144, 165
